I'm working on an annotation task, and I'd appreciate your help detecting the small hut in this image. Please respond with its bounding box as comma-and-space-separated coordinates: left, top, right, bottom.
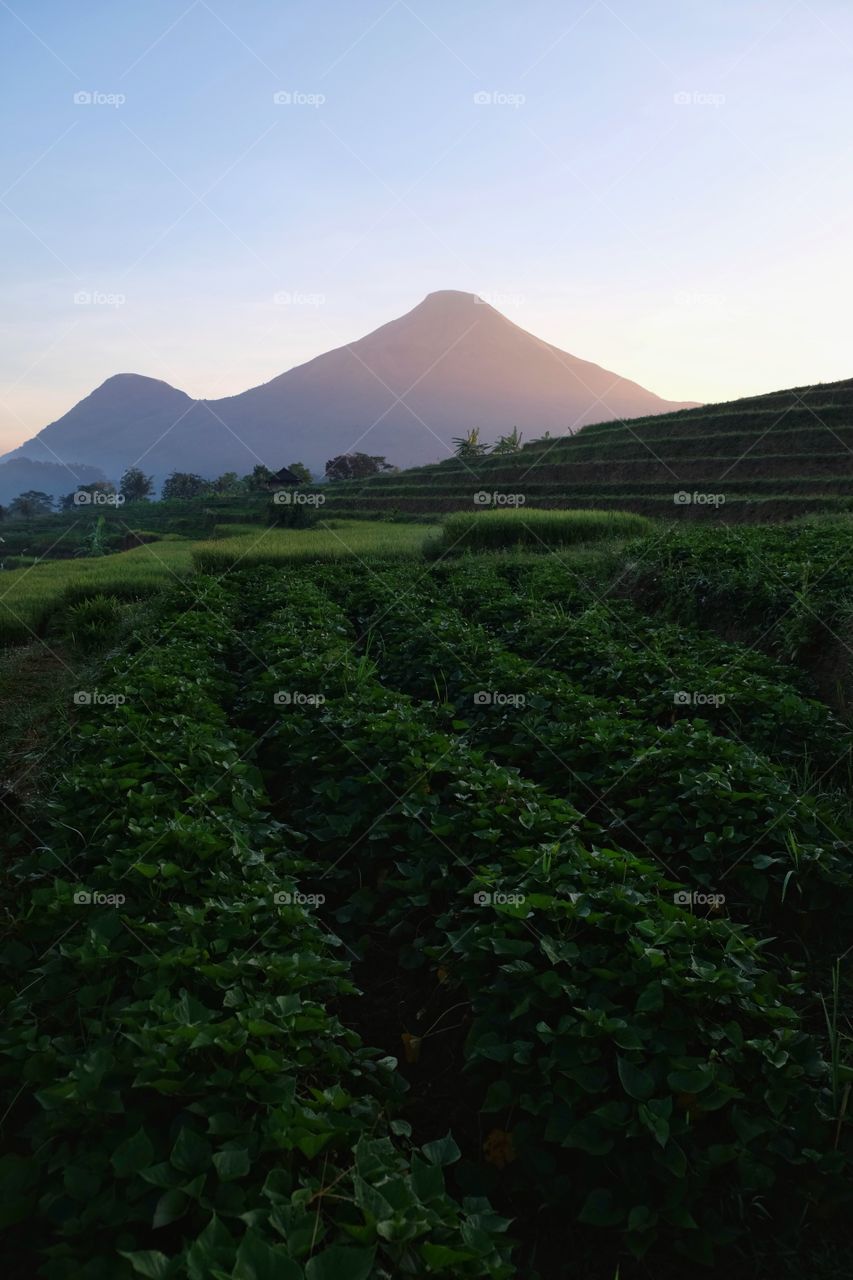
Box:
266, 465, 302, 489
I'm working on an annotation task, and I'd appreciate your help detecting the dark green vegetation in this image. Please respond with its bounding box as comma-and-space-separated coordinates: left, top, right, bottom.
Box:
2, 510, 853, 1278
0, 584, 515, 1280
0, 494, 272, 554
318, 377, 853, 522
624, 519, 853, 658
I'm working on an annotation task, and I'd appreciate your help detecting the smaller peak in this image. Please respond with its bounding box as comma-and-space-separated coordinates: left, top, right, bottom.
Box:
99, 372, 173, 388
89, 373, 189, 402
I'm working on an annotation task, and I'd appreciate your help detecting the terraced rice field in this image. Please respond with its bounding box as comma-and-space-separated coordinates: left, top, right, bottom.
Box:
317, 377, 853, 522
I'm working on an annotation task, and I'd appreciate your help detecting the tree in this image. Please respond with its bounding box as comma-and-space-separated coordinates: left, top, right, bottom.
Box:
244, 465, 275, 491
161, 472, 209, 500
452, 428, 489, 459
491, 427, 523, 454
77, 514, 108, 558
325, 453, 393, 481
120, 467, 154, 502
9, 490, 53, 517
212, 471, 241, 494
58, 481, 117, 511
269, 497, 317, 529
287, 461, 313, 485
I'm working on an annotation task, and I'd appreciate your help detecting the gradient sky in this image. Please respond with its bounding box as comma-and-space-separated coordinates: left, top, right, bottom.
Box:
1, 0, 852, 452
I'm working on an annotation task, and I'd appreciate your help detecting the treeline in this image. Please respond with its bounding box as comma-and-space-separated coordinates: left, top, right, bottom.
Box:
0, 464, 312, 518
0, 452, 405, 518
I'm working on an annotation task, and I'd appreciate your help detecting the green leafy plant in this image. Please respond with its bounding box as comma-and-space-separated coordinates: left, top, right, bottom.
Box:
61, 591, 127, 648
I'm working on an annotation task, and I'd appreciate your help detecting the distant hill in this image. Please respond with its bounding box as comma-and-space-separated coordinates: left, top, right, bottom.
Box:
0, 457, 107, 508
0, 292, 697, 482
318, 377, 853, 523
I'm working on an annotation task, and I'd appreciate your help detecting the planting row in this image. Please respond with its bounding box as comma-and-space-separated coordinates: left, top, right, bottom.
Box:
621, 518, 853, 666
0, 581, 514, 1279
432, 554, 851, 781
230, 567, 848, 1270
306, 560, 853, 945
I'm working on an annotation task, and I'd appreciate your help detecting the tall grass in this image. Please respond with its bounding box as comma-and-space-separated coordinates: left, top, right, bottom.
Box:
436, 507, 653, 554
192, 520, 437, 572
0, 539, 194, 644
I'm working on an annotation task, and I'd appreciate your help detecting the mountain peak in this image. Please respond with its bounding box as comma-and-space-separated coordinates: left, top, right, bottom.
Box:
422, 289, 480, 302
2, 293, 698, 479
419, 289, 486, 310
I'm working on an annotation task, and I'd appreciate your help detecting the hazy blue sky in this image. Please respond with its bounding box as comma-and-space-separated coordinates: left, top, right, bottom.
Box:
2, 0, 852, 450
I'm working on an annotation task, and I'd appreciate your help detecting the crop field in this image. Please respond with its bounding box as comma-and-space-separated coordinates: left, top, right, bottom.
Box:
0, 521, 437, 646
625, 519, 853, 658
436, 507, 652, 553
192, 520, 438, 571
2, 519, 853, 1279
316, 378, 853, 523
0, 537, 195, 645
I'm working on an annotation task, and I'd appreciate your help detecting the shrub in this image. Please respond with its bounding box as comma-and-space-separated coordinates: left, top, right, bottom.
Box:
268, 495, 317, 528
60, 592, 126, 649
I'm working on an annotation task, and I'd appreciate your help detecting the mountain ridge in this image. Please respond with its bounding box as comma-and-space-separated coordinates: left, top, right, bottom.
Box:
2, 291, 699, 481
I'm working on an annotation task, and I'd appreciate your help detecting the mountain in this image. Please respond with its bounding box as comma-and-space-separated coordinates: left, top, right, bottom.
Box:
0, 457, 107, 507
1, 292, 698, 481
